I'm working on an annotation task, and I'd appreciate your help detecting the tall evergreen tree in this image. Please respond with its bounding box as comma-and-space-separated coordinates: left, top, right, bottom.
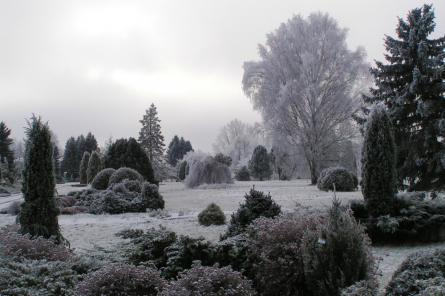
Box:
166, 135, 193, 166
17, 115, 64, 243
0, 122, 14, 172
84, 132, 99, 155
53, 144, 61, 177
138, 103, 166, 178
365, 4, 445, 191
87, 151, 101, 183
361, 106, 397, 217
79, 151, 90, 184
249, 145, 272, 181
61, 137, 78, 179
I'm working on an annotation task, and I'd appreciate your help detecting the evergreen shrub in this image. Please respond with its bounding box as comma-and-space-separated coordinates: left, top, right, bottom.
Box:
213, 153, 232, 167
235, 166, 251, 181
220, 188, 281, 240
108, 167, 144, 187
76, 264, 166, 296
303, 198, 374, 296
79, 151, 90, 184
249, 145, 272, 181
184, 157, 232, 188
317, 167, 357, 192
159, 261, 256, 296
7, 201, 22, 215
90, 168, 116, 190
198, 203, 226, 226
178, 160, 187, 181
87, 151, 101, 183
341, 279, 379, 296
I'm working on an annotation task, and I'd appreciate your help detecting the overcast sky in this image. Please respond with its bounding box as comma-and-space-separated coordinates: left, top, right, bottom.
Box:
1, 1, 444, 154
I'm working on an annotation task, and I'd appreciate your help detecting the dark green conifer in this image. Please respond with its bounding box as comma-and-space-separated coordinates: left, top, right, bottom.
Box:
17, 115, 64, 243
249, 145, 272, 181
79, 151, 90, 184
87, 151, 101, 183
178, 161, 187, 181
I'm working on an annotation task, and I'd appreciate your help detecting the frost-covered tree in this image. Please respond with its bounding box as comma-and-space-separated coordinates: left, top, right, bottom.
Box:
364, 4, 445, 191
0, 122, 14, 172
79, 151, 90, 184
17, 115, 64, 243
139, 103, 166, 180
243, 12, 368, 184
361, 106, 397, 217
166, 135, 193, 166
213, 153, 232, 167
87, 151, 101, 183
249, 145, 272, 181
184, 157, 232, 188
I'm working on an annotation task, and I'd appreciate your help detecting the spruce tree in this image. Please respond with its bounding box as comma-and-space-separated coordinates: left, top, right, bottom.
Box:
0, 122, 14, 172
166, 136, 193, 166
249, 145, 272, 181
79, 151, 90, 184
61, 137, 78, 179
361, 106, 397, 217
17, 115, 64, 243
87, 151, 101, 183
139, 104, 166, 177
365, 4, 445, 191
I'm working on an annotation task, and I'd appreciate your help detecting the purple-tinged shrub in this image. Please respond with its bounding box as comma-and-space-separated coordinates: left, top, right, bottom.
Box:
7, 201, 22, 215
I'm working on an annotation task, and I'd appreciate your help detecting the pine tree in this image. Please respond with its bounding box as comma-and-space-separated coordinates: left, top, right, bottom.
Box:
17, 115, 64, 243
365, 4, 445, 191
79, 151, 90, 184
0, 122, 14, 172
84, 132, 99, 154
61, 137, 78, 179
87, 151, 101, 183
166, 136, 193, 166
361, 106, 397, 217
249, 145, 272, 181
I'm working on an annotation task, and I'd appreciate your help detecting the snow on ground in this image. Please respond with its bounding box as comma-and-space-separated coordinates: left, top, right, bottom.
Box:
0, 179, 443, 294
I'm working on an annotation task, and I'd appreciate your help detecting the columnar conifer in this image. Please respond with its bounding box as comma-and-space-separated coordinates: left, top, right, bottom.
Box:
79, 151, 90, 184
87, 151, 101, 183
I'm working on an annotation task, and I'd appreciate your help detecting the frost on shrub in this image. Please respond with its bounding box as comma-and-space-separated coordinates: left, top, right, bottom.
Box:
414, 277, 445, 296
75, 263, 166, 296
220, 188, 281, 240
159, 261, 256, 296
108, 167, 144, 187
341, 279, 379, 296
317, 167, 357, 192
198, 203, 226, 226
235, 165, 251, 181
90, 168, 116, 190
184, 157, 232, 188
303, 197, 374, 296
0, 224, 72, 261
247, 206, 325, 296
7, 201, 22, 215
148, 209, 171, 218
141, 182, 165, 211
385, 248, 445, 296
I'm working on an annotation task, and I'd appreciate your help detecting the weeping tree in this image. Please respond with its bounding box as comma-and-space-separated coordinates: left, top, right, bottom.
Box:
17, 115, 64, 244
184, 157, 232, 188
87, 151, 101, 183
79, 151, 90, 184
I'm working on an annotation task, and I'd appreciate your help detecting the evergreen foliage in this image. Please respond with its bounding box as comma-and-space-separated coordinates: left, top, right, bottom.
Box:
213, 152, 232, 167
361, 106, 397, 216
87, 151, 101, 183
108, 167, 144, 187
184, 157, 232, 188
249, 145, 272, 181
364, 4, 445, 191
166, 135, 193, 166
79, 151, 90, 184
178, 160, 187, 181
16, 115, 64, 244
220, 188, 281, 240
235, 166, 251, 181
303, 198, 374, 296
102, 137, 155, 184
90, 168, 116, 190
52, 144, 61, 178
198, 203, 226, 226
0, 122, 14, 172
61, 137, 78, 179
138, 103, 166, 180
317, 167, 357, 192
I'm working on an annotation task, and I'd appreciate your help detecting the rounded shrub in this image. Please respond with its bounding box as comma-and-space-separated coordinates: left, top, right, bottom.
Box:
75, 263, 166, 296
198, 203, 226, 226
91, 168, 116, 190
317, 167, 357, 192
108, 167, 144, 187
141, 182, 165, 211
235, 166, 251, 181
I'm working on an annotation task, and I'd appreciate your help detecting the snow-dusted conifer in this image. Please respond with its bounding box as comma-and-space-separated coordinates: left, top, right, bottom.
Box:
361, 106, 397, 216
166, 136, 193, 166
365, 4, 445, 191
79, 152, 90, 184
249, 145, 272, 181
87, 151, 101, 183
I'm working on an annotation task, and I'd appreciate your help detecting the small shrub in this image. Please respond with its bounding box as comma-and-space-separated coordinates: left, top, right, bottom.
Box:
317, 167, 357, 192
0, 224, 72, 261
341, 279, 379, 296
198, 203, 226, 226
75, 263, 166, 296
303, 197, 374, 296
235, 166, 251, 181
159, 261, 256, 296
148, 209, 171, 218
108, 167, 144, 187
7, 201, 22, 215
185, 157, 232, 188
384, 248, 445, 296
91, 168, 116, 190
141, 182, 165, 211
220, 188, 281, 240
60, 206, 89, 215
213, 153, 232, 167
66, 190, 77, 196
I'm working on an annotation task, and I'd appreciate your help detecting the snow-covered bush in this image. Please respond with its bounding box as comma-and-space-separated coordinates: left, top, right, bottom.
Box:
7, 201, 22, 215
235, 165, 251, 181
159, 261, 256, 296
220, 188, 281, 240
91, 168, 116, 190
317, 167, 357, 192
341, 279, 379, 296
198, 203, 226, 226
184, 157, 232, 189
76, 264, 166, 296
141, 181, 165, 211
108, 167, 144, 187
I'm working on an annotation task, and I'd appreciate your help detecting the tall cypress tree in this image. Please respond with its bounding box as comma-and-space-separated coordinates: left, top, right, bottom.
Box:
87, 151, 101, 183
361, 106, 397, 217
0, 122, 14, 172
365, 4, 445, 191
17, 115, 64, 243
79, 151, 90, 184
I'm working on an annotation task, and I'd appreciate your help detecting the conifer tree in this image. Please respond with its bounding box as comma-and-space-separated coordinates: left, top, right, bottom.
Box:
87, 151, 101, 183
61, 137, 78, 179
139, 104, 166, 178
361, 106, 397, 217
249, 145, 272, 181
166, 136, 193, 166
17, 115, 64, 243
79, 151, 90, 184
0, 122, 14, 172
365, 4, 445, 191
53, 144, 61, 177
